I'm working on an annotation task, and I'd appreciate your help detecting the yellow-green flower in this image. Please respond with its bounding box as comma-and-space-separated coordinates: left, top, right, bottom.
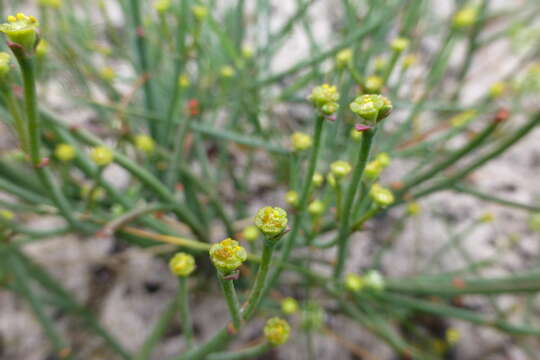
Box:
281, 297, 298, 315
0, 209, 14, 220
209, 238, 247, 274
35, 39, 48, 58
345, 273, 363, 292
350, 94, 392, 124
0, 52, 11, 78
134, 134, 155, 154
178, 74, 190, 88
446, 328, 460, 345
363, 270, 385, 291
242, 225, 259, 242
453, 6, 477, 29
312, 172, 324, 187
406, 202, 421, 216
254, 206, 288, 239
153, 0, 171, 13
90, 146, 114, 166
0, 13, 40, 52
364, 160, 383, 180
489, 81, 506, 98
390, 37, 409, 52
327, 173, 336, 188
220, 65, 235, 78
403, 54, 417, 68
192, 5, 208, 21
335, 48, 353, 69
364, 75, 383, 93
99, 66, 116, 82
290, 132, 312, 152
264, 317, 290, 346
285, 190, 299, 207
369, 184, 394, 207
169, 252, 196, 277
242, 45, 253, 59
330, 160, 352, 179
38, 0, 62, 8
376, 152, 391, 167
350, 127, 363, 141
478, 212, 494, 223
54, 143, 76, 162
308, 84, 340, 115
307, 199, 325, 217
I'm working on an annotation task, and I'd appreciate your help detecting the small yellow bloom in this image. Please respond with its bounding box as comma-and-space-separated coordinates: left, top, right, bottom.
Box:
38, 0, 62, 8
445, 328, 460, 345
312, 172, 324, 187
335, 48, 353, 69
350, 127, 363, 141
254, 206, 288, 239
242, 45, 253, 59
489, 81, 506, 98
264, 317, 290, 346
285, 190, 299, 207
453, 6, 477, 29
192, 5, 208, 21
291, 132, 312, 152
90, 146, 114, 166
308, 84, 340, 115
209, 238, 247, 274
345, 273, 363, 292
369, 184, 394, 207
134, 134, 155, 153
330, 160, 352, 179
99, 66, 116, 82
406, 202, 421, 216
169, 252, 196, 277
364, 160, 383, 180
0, 13, 40, 52
81, 185, 105, 202
153, 0, 171, 13
350, 94, 392, 124
307, 199, 325, 217
478, 212, 494, 223
364, 75, 383, 93
242, 225, 259, 242
54, 143, 76, 162
220, 65, 235, 78
390, 37, 409, 52
281, 297, 298, 315
0, 209, 14, 220
375, 152, 391, 167
178, 74, 190, 88
0, 52, 11, 78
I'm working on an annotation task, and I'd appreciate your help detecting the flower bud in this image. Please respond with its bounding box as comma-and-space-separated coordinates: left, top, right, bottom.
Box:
345, 273, 363, 292
350, 94, 392, 124
281, 297, 298, 315
364, 75, 383, 93
453, 6, 477, 29
0, 209, 14, 220
54, 143, 76, 162
364, 160, 383, 180
35, 39, 48, 58
489, 81, 506, 98
169, 252, 196, 277
308, 84, 340, 115
406, 202, 421, 216
291, 132, 312, 152
403, 54, 417, 68
285, 190, 299, 207
363, 270, 385, 291
478, 212, 494, 223
0, 14, 40, 53
99, 66, 116, 82
90, 146, 114, 167
390, 37, 409, 53
445, 328, 460, 345
375, 152, 391, 167
264, 317, 290, 346
330, 160, 351, 179
312, 172, 324, 187
191, 5, 208, 21
153, 0, 171, 13
369, 184, 394, 207
38, 0, 62, 8
134, 134, 155, 154
307, 199, 325, 217
209, 238, 247, 274
242, 225, 259, 242
254, 206, 288, 240
350, 127, 363, 141
335, 48, 353, 69
327, 173, 336, 188
178, 74, 190, 88
242, 45, 253, 59
0, 52, 11, 78
220, 65, 235, 78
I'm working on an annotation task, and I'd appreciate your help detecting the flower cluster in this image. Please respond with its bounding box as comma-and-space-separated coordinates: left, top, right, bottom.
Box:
308, 84, 340, 115
290, 132, 313, 152
0, 13, 39, 52
369, 184, 395, 207
209, 238, 247, 274
254, 206, 288, 240
264, 317, 291, 346
364, 152, 391, 180
350, 94, 392, 125
169, 252, 196, 277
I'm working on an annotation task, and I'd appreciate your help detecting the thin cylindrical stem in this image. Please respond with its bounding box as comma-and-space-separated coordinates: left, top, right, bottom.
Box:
242, 243, 274, 320
218, 275, 242, 332
179, 277, 194, 349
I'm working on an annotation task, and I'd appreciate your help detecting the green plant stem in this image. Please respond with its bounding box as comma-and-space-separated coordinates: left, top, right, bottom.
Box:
179, 276, 194, 349
334, 129, 375, 279
207, 343, 272, 360
452, 184, 540, 212
241, 242, 274, 319
0, 84, 29, 153
218, 275, 242, 332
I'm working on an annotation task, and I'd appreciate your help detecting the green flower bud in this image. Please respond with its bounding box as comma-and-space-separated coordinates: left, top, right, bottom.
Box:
242, 225, 260, 242
345, 273, 363, 292
0, 209, 14, 220
153, 0, 171, 13
35, 39, 48, 58
178, 74, 190, 88
281, 297, 298, 315
134, 134, 155, 154
375, 152, 391, 167
350, 94, 392, 124
446, 328, 461, 345
327, 173, 336, 188
406, 202, 421, 216
99, 66, 116, 82
369, 184, 394, 207
209, 238, 247, 274
350, 127, 363, 141
364, 75, 383, 93
169, 252, 196, 277
0, 13, 40, 53
220, 65, 235, 78
191, 5, 208, 21
307, 199, 325, 217
285, 190, 299, 207
54, 143, 76, 162
330, 160, 352, 179
90, 146, 114, 167
363, 270, 385, 291
308, 84, 340, 115
291, 132, 312, 152
391, 37, 409, 53
254, 206, 288, 239
489, 81, 506, 98
335, 48, 353, 69
264, 317, 290, 346
453, 6, 477, 29
0, 52, 11, 78
364, 160, 383, 180
312, 172, 324, 187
